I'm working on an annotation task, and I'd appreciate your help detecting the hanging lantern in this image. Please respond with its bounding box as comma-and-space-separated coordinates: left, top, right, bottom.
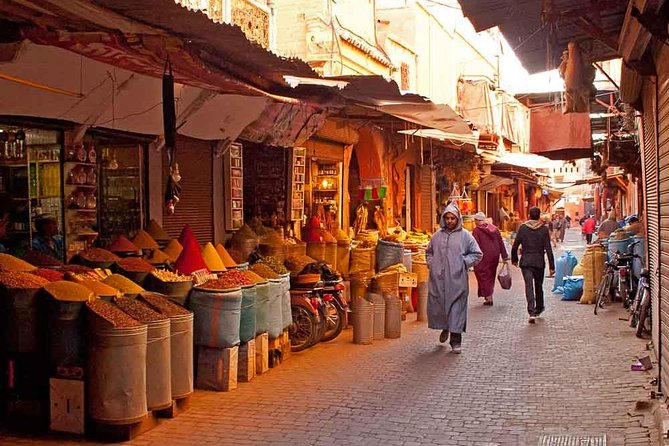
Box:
378, 184, 387, 199
364, 186, 372, 201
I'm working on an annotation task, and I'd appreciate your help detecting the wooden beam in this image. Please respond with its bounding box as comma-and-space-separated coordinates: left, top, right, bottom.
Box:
569, 15, 620, 53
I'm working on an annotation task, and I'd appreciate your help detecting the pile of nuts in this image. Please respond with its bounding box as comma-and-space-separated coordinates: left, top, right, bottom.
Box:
115, 298, 167, 323
140, 292, 191, 316
87, 299, 142, 328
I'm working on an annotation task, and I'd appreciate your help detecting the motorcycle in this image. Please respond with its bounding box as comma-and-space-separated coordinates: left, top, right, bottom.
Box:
612, 241, 639, 306
289, 283, 323, 352
298, 262, 348, 343
318, 278, 348, 342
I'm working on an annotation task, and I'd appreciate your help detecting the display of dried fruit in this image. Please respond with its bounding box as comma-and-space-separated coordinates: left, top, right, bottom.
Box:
151, 269, 192, 283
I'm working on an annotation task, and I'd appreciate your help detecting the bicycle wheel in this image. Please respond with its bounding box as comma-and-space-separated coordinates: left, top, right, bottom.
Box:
594, 274, 612, 315
636, 290, 650, 338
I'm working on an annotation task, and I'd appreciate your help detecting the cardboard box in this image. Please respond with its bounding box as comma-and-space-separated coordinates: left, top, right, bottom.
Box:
255, 333, 269, 375
195, 346, 238, 392
238, 340, 255, 383
49, 378, 84, 434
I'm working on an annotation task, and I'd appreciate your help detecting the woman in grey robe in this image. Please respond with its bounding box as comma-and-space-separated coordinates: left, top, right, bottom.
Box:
426, 203, 483, 353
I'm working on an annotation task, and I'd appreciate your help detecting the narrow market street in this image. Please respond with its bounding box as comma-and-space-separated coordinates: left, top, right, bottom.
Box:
1, 227, 658, 446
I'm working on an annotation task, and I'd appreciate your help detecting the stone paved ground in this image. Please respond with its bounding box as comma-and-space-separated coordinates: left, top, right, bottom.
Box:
0, 228, 660, 446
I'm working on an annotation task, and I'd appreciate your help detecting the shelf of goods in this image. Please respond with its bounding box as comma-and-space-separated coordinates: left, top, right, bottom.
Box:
63, 151, 99, 260
290, 147, 306, 221
224, 143, 244, 231
0, 135, 63, 247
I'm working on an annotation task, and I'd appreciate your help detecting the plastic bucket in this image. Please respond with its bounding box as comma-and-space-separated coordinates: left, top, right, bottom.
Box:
239, 285, 257, 343
170, 313, 194, 399
352, 296, 374, 345
0, 287, 41, 353
189, 288, 242, 348
267, 279, 283, 339
87, 319, 148, 424
46, 297, 86, 371
254, 281, 270, 335
416, 283, 428, 322
280, 274, 292, 330
383, 293, 402, 339
608, 237, 631, 258
368, 292, 385, 340
146, 318, 172, 411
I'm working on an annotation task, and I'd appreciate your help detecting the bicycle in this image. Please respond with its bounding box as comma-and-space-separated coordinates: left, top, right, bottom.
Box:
594, 241, 641, 315
629, 267, 651, 337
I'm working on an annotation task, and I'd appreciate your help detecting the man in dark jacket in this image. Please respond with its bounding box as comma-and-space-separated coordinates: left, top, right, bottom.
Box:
511, 207, 555, 324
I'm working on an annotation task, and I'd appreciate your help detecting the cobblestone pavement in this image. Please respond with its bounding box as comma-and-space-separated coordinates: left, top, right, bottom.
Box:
1, 228, 659, 446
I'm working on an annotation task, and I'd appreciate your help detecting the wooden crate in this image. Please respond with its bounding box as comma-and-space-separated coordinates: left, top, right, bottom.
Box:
281, 330, 291, 361
49, 378, 84, 434
195, 346, 238, 392
254, 333, 269, 375
237, 340, 255, 383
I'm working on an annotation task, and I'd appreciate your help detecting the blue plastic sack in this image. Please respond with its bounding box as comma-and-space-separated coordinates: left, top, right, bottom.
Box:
564, 251, 578, 275
552, 251, 578, 291
562, 276, 584, 301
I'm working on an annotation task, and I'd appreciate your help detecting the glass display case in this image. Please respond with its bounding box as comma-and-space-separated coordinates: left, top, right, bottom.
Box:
98, 144, 143, 247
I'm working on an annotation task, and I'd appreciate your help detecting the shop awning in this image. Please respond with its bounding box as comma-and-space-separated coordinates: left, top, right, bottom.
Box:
456, 0, 628, 74
397, 129, 478, 151
0, 41, 269, 141
478, 150, 562, 169
529, 107, 593, 160
470, 174, 514, 191
1, 0, 322, 97
289, 75, 474, 139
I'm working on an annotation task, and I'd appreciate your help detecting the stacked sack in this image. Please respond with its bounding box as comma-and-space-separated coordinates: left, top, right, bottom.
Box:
579, 244, 607, 304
